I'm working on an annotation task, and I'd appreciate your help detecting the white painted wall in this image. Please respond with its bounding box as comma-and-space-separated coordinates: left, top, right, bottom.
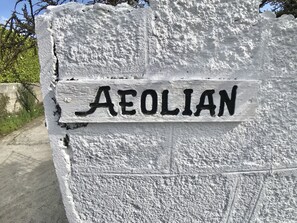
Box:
36, 1, 297, 222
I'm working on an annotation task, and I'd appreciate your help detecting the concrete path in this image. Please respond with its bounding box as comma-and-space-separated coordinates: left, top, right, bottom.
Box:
0, 116, 68, 223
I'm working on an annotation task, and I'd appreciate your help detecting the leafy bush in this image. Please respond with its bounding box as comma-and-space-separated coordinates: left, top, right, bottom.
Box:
17, 84, 37, 112
0, 103, 44, 137
0, 46, 40, 83
0, 27, 40, 83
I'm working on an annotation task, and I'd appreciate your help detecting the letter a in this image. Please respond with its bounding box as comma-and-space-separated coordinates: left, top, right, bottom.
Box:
75, 86, 117, 116
194, 90, 216, 117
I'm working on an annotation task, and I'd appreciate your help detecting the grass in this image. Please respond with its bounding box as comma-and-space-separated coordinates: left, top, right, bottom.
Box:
0, 103, 44, 137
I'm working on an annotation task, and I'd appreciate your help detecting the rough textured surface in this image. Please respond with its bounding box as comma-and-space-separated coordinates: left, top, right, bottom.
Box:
70, 174, 235, 222
52, 3, 148, 79
36, 1, 297, 222
70, 124, 171, 173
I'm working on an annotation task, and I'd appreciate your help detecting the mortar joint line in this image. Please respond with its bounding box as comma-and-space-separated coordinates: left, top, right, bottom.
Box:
225, 176, 240, 223
247, 176, 266, 223
169, 124, 174, 173
78, 166, 297, 177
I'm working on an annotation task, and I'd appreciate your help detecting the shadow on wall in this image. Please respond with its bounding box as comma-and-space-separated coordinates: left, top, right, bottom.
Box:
0, 152, 68, 223
0, 83, 43, 113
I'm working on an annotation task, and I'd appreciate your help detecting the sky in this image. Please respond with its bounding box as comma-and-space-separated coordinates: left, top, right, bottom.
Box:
0, 0, 274, 24
260, 3, 275, 13
0, 0, 15, 23
0, 0, 78, 24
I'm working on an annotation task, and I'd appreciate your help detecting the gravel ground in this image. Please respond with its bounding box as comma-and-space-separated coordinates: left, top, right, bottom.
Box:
0, 116, 68, 223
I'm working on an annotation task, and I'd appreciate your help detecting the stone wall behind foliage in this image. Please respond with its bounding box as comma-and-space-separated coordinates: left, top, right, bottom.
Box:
0, 83, 42, 113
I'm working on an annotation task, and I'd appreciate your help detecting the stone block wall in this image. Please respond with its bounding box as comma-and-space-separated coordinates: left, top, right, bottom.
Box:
36, 1, 297, 222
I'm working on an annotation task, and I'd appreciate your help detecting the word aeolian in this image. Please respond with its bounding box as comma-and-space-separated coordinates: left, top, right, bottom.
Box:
75, 85, 238, 117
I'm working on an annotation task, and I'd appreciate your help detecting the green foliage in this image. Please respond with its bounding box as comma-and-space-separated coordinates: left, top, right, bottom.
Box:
0, 47, 40, 83
0, 28, 40, 83
0, 93, 9, 119
17, 84, 38, 112
0, 103, 44, 137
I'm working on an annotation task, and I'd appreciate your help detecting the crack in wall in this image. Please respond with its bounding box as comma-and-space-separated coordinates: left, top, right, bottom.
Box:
50, 33, 89, 130
53, 42, 60, 82
47, 20, 82, 223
